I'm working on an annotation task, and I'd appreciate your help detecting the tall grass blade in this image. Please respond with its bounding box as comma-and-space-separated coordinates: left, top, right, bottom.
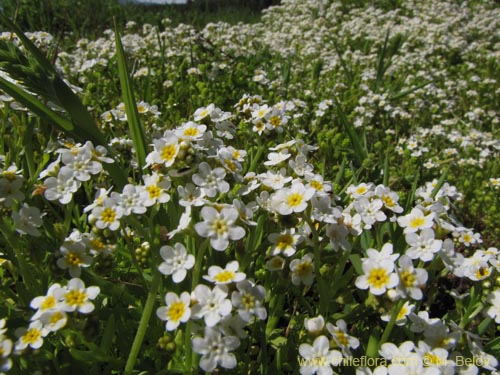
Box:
0, 75, 74, 132
114, 22, 148, 171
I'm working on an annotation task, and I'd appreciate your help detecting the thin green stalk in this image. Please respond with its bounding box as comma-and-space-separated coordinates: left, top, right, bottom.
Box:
378, 299, 405, 348
185, 239, 208, 373
124, 269, 162, 374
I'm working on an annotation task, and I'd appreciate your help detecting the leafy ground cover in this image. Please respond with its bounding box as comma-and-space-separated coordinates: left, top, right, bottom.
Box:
0, 0, 499, 374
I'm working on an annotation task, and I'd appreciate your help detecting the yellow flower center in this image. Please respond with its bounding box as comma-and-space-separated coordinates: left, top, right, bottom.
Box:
367, 268, 389, 289
462, 234, 472, 243
400, 270, 416, 288
214, 270, 235, 283
424, 352, 442, 366
287, 193, 304, 208
65, 290, 87, 307
269, 116, 281, 127
233, 150, 240, 159
49, 311, 65, 325
146, 185, 161, 199
334, 331, 349, 347
198, 109, 209, 119
355, 186, 367, 195
382, 195, 395, 207
40, 296, 56, 310
409, 217, 425, 229
211, 219, 228, 235
91, 239, 106, 251
475, 267, 490, 279
167, 301, 186, 322
310, 180, 323, 191
242, 294, 255, 309
295, 261, 312, 277
101, 207, 116, 223
66, 252, 82, 267
22, 328, 41, 345
183, 127, 199, 137
275, 234, 294, 251
1, 171, 17, 181
161, 144, 177, 162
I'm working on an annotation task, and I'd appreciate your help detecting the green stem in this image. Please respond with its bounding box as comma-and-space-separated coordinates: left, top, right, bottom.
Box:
185, 239, 208, 373
378, 299, 405, 348
124, 270, 162, 374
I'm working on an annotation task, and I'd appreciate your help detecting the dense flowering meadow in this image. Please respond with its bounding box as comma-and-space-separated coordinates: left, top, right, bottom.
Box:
0, 0, 499, 374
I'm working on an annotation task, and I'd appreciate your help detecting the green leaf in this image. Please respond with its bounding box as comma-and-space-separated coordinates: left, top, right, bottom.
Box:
100, 314, 116, 354
114, 22, 148, 171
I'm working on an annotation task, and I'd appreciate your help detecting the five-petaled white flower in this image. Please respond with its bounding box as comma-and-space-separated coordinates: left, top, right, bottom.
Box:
156, 292, 191, 331
194, 206, 245, 251
158, 242, 195, 283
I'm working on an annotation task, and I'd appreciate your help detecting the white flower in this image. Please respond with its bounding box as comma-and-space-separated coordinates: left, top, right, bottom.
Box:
486, 290, 500, 324
381, 301, 414, 326
12, 204, 43, 236
392, 255, 428, 300
175, 121, 206, 141
231, 280, 267, 322
397, 208, 435, 233
60, 146, 102, 181
30, 283, 63, 321
54, 278, 100, 314
405, 228, 442, 262
39, 310, 68, 332
194, 206, 245, 251
145, 135, 179, 167
192, 162, 229, 197
91, 197, 123, 231
347, 183, 374, 199
177, 183, 205, 207
304, 315, 325, 335
290, 253, 315, 286
271, 182, 315, 215
298, 335, 342, 375
264, 151, 291, 166
44, 168, 81, 204
140, 173, 171, 206
14, 320, 49, 351
289, 154, 314, 177
258, 168, 293, 190
268, 228, 303, 257
192, 327, 240, 372
156, 292, 191, 331
204, 261, 246, 285
355, 257, 398, 296
113, 184, 147, 215
354, 197, 387, 229
191, 285, 232, 327
56, 242, 93, 278
326, 320, 359, 356
158, 242, 195, 283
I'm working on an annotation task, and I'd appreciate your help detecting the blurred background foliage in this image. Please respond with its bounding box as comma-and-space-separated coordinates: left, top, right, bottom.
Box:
1, 0, 281, 40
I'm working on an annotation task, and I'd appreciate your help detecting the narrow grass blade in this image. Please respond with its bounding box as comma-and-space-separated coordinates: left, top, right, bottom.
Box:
52, 76, 108, 146
0, 75, 74, 132
0, 14, 56, 74
114, 23, 147, 171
